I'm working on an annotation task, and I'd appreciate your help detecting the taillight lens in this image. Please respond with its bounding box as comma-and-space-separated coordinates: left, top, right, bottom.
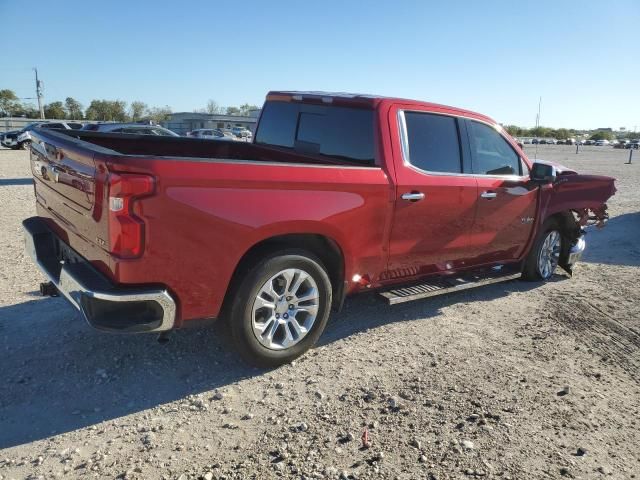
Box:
108, 173, 155, 258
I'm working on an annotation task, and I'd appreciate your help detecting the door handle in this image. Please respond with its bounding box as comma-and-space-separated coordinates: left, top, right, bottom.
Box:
401, 192, 425, 202
480, 191, 497, 199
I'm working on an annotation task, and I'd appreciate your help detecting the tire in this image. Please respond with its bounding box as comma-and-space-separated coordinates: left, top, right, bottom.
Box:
19, 141, 30, 150
228, 251, 332, 367
522, 219, 563, 281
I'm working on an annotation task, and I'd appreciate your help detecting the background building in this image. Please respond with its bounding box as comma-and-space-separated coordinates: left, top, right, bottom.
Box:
162, 112, 259, 136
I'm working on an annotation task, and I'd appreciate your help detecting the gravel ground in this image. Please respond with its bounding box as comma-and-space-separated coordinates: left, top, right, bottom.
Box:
0, 145, 638, 480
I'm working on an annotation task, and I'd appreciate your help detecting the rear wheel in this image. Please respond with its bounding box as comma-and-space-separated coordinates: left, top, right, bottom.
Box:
523, 220, 563, 281
229, 251, 332, 367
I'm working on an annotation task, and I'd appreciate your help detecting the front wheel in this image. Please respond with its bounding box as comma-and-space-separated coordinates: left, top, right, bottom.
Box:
523, 221, 563, 281
229, 251, 332, 367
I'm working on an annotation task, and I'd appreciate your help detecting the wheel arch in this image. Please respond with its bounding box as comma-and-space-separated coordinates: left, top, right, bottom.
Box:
221, 233, 346, 318
543, 210, 582, 268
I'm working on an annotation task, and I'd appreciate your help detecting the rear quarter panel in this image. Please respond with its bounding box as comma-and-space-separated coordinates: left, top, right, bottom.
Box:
107, 156, 394, 323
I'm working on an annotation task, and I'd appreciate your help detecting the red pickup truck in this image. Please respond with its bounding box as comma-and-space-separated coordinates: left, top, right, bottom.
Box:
24, 91, 615, 366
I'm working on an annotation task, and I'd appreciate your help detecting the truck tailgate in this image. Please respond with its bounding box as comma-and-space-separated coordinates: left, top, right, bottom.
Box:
29, 130, 108, 258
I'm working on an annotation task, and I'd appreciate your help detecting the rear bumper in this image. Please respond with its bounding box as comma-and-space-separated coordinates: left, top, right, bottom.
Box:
23, 216, 176, 333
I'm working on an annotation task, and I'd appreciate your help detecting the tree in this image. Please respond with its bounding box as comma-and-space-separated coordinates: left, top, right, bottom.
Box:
130, 101, 148, 121
225, 106, 241, 116
147, 106, 172, 123
239, 103, 259, 116
551, 128, 570, 140
85, 99, 128, 121
17, 103, 39, 118
65, 97, 84, 119
85, 100, 106, 120
206, 100, 223, 114
530, 126, 552, 138
505, 125, 523, 136
44, 101, 66, 119
589, 131, 613, 141
109, 100, 128, 122
0, 89, 20, 116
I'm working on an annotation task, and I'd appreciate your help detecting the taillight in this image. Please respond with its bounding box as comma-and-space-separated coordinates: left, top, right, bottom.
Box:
108, 173, 155, 258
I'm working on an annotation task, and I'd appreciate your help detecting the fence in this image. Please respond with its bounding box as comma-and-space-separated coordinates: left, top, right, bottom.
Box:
0, 117, 101, 133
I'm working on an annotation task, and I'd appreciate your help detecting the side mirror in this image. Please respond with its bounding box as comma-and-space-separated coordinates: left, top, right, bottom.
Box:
530, 162, 557, 184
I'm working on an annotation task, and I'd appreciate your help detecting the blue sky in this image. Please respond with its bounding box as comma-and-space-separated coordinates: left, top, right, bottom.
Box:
1, 0, 638, 129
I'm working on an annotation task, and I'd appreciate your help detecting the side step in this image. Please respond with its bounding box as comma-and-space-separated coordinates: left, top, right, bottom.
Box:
378, 270, 522, 305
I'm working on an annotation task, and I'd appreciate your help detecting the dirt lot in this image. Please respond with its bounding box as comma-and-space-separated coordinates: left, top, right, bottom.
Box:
0, 145, 638, 480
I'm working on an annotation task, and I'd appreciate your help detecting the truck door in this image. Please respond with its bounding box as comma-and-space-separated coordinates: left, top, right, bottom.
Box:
464, 119, 537, 263
386, 108, 478, 278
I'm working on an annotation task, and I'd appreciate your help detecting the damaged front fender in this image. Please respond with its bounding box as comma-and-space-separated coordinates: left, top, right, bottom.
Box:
535, 165, 616, 275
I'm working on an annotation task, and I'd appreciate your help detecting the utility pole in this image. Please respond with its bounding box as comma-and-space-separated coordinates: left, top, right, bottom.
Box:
534, 96, 541, 159
34, 67, 44, 119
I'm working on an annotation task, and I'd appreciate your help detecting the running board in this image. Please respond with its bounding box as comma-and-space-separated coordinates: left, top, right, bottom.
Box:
378, 271, 522, 305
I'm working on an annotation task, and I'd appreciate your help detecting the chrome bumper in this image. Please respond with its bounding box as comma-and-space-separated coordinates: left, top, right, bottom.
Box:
23, 217, 176, 333
567, 235, 586, 265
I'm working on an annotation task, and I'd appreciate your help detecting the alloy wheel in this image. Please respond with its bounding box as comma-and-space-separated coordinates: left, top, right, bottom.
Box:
251, 268, 320, 350
537, 230, 561, 279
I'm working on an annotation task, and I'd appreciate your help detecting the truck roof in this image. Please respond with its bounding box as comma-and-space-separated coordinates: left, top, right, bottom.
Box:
267, 90, 496, 125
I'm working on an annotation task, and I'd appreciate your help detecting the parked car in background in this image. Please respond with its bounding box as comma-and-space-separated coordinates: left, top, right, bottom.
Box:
523, 138, 532, 144
24, 90, 615, 366
594, 139, 610, 146
82, 123, 179, 136
531, 138, 540, 144
614, 140, 628, 149
232, 126, 253, 139
626, 140, 640, 149
584, 140, 595, 146
187, 128, 235, 140
15, 122, 84, 149
1, 129, 21, 149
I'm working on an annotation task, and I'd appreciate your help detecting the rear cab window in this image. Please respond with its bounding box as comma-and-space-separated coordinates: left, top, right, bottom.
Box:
255, 101, 375, 165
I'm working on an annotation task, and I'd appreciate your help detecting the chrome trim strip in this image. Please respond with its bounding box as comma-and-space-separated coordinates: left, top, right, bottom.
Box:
396, 109, 529, 181
119, 154, 383, 170
24, 226, 176, 332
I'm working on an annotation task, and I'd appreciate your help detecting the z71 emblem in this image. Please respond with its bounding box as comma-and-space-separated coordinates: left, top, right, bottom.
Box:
521, 217, 534, 224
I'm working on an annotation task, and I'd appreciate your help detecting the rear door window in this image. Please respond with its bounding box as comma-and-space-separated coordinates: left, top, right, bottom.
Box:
467, 120, 522, 176
402, 112, 462, 174
255, 101, 375, 165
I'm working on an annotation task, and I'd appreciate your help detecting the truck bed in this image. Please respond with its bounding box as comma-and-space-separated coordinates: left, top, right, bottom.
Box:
53, 129, 370, 167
